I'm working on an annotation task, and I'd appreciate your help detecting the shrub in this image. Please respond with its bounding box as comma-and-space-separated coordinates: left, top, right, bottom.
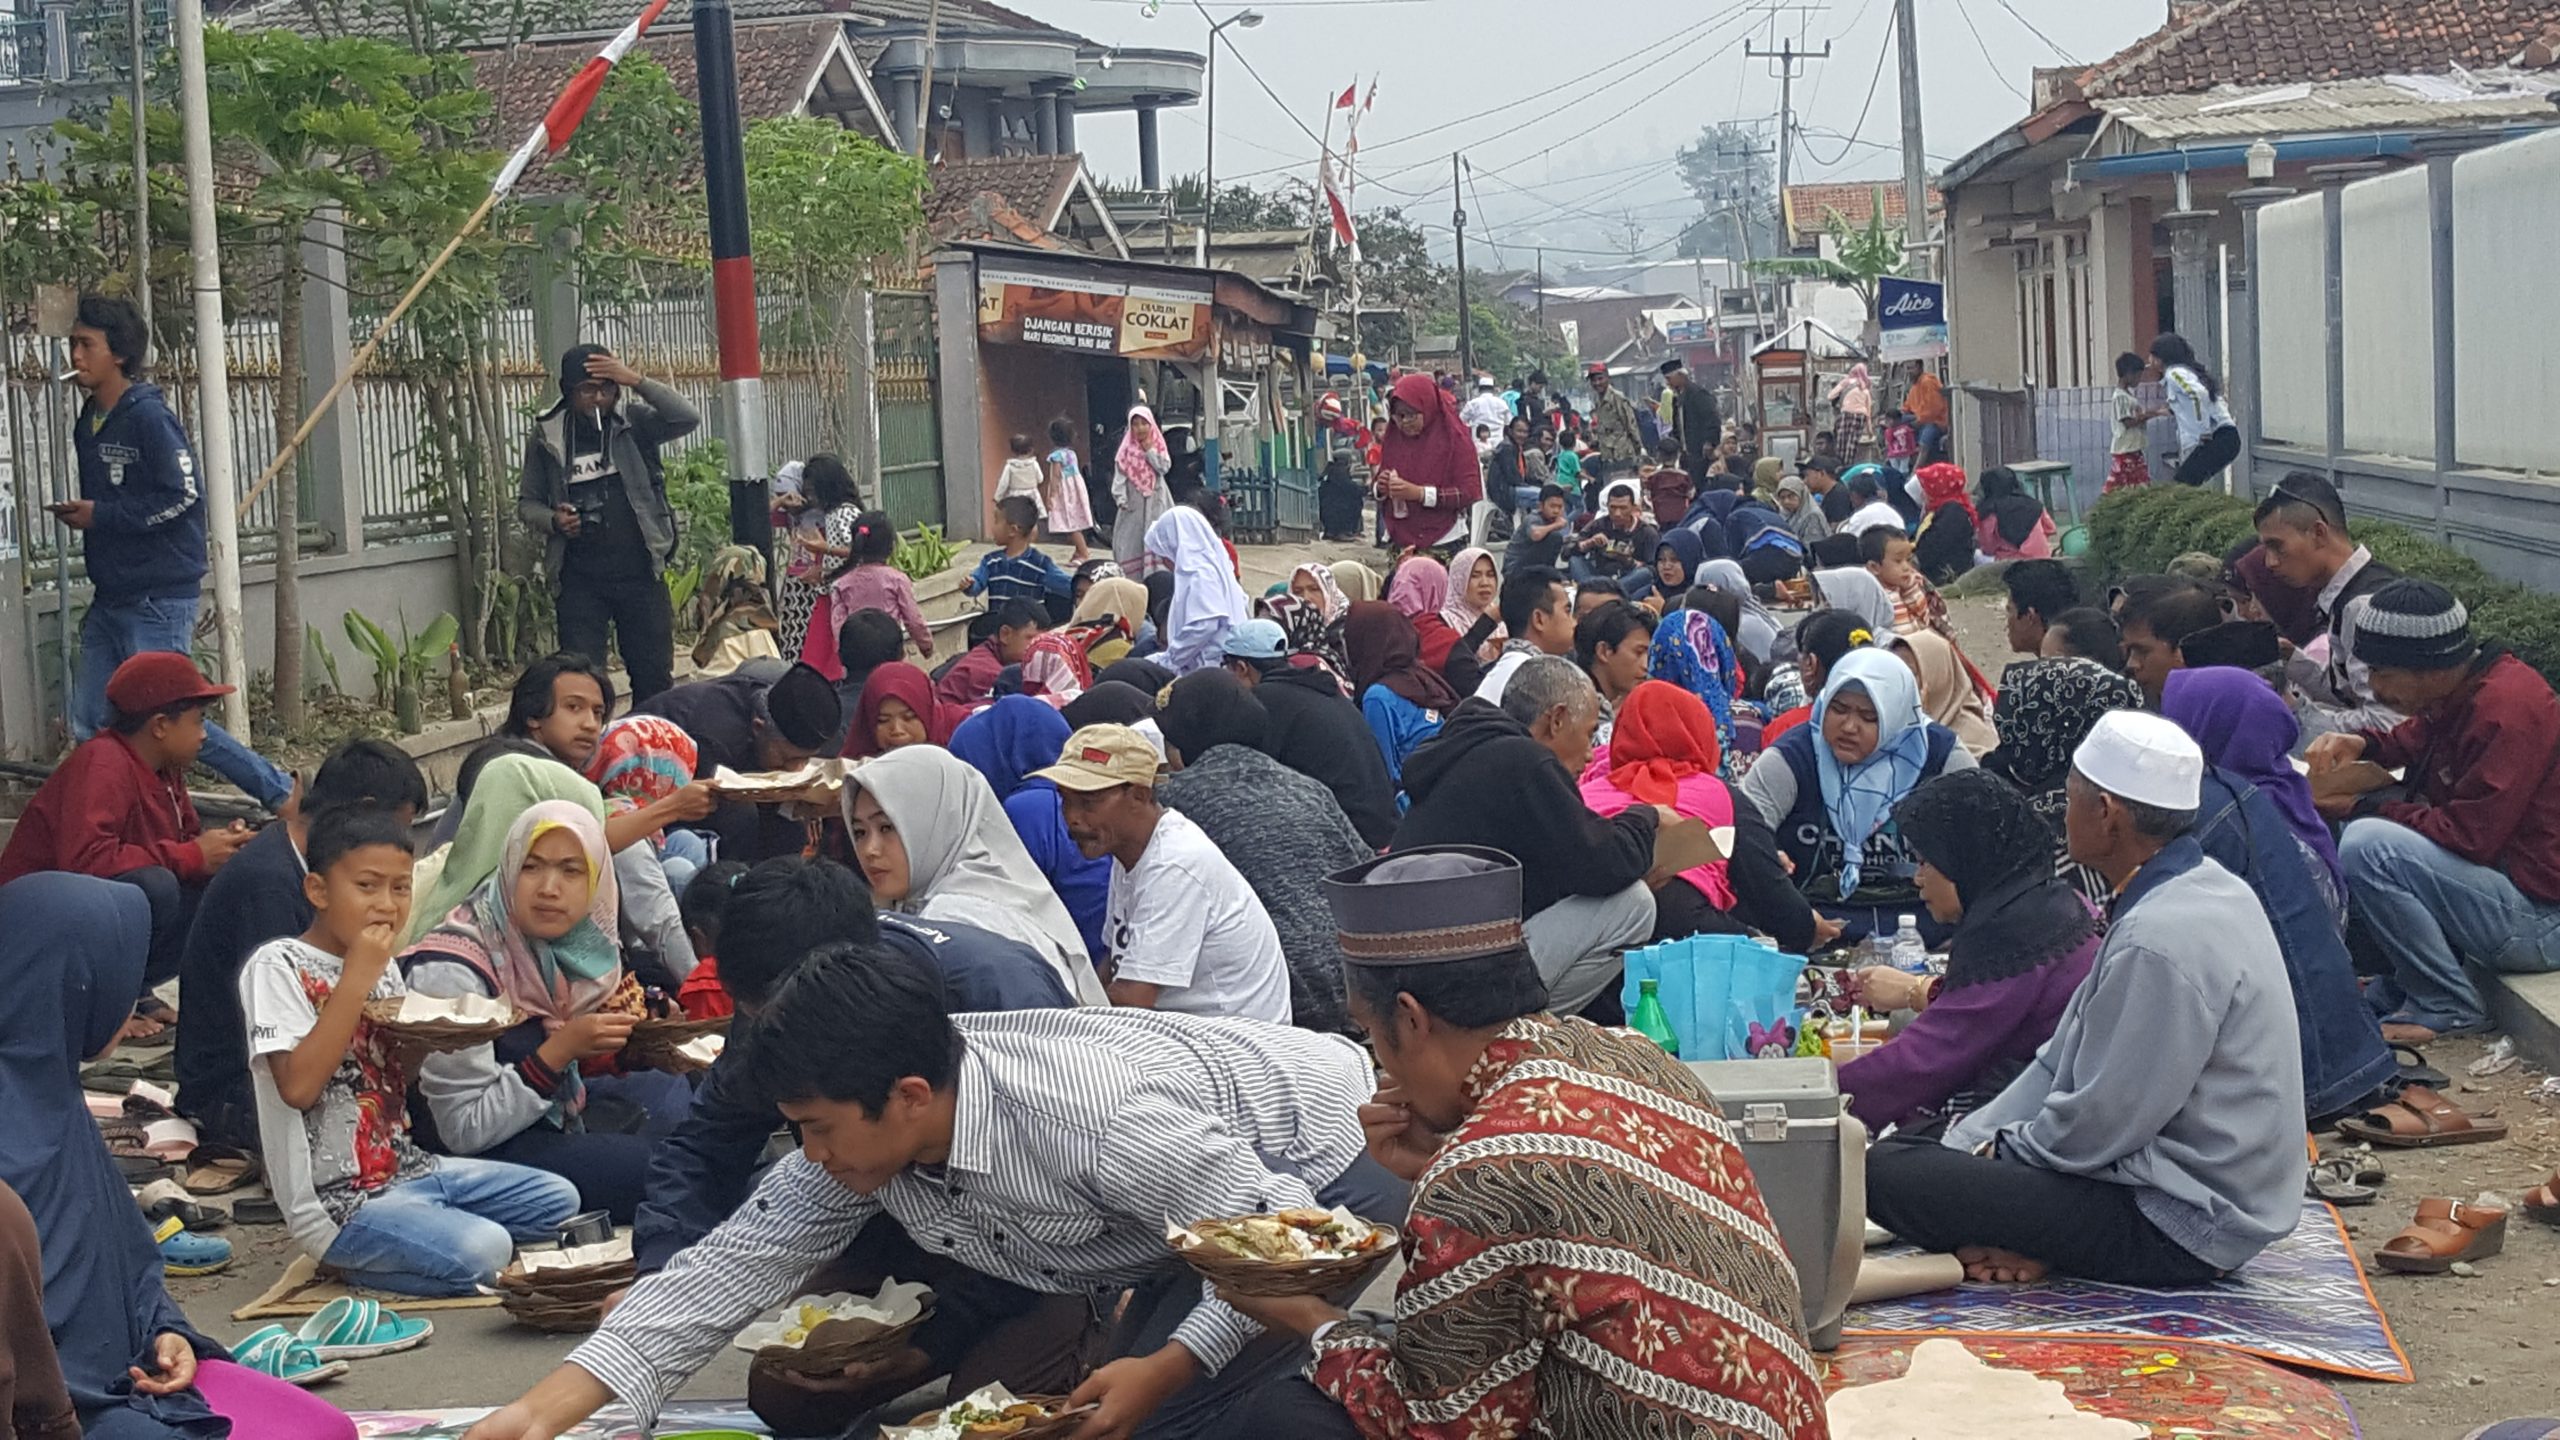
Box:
2087, 483, 2560, 677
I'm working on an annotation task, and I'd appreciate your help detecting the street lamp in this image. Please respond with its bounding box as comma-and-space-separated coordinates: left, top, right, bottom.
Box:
1198, 6, 1263, 268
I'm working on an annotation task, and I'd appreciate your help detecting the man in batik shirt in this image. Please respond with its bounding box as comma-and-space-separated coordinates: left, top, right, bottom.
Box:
1221, 845, 1828, 1440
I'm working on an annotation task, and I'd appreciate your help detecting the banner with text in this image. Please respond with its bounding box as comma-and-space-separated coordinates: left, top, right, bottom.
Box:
1877, 276, 1947, 362
977, 265, 1215, 362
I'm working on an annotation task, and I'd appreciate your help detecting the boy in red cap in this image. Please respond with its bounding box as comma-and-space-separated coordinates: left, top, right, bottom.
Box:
0, 652, 258, 1034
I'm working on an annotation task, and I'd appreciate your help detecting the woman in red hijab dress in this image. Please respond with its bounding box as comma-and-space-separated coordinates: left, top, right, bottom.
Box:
1375, 373, 1482, 552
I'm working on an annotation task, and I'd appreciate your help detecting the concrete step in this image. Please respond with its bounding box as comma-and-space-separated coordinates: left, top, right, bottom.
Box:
2489, 970, 2560, 1074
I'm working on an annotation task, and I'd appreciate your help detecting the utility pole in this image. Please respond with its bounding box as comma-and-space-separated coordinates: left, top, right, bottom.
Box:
1453, 152, 1472, 379
173, 0, 248, 737
1894, 0, 1930, 277
1745, 33, 1829, 220
911, 0, 942, 158
1718, 133, 1776, 332
1535, 245, 1546, 336
695, 0, 770, 548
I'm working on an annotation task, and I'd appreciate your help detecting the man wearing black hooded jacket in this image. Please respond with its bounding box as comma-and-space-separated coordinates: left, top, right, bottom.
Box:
519, 344, 699, 701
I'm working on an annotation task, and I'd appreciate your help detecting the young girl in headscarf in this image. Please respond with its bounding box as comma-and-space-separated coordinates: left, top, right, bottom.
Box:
402, 804, 688, 1222
1442, 545, 1506, 662
1647, 607, 1747, 780
843, 746, 1106, 1005
1739, 648, 1977, 944
1374, 373, 1482, 550
1386, 554, 1476, 679
1830, 363, 1875, 451
846, 661, 952, 759
584, 715, 712, 895
1894, 629, 1998, 756
1911, 462, 1980, 583
1344, 601, 1458, 792
1143, 506, 1250, 674
1110, 405, 1174, 572
1973, 466, 2057, 561
1579, 681, 1822, 952
1837, 770, 2101, 1130
1775, 473, 1834, 548
1980, 655, 2145, 906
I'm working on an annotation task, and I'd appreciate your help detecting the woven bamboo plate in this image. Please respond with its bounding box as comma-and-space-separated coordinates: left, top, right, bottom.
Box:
624, 1014, 731, 1072
1169, 1216, 1400, 1298
362, 1000, 517, 1053
499, 1294, 609, 1333
748, 1306, 934, 1376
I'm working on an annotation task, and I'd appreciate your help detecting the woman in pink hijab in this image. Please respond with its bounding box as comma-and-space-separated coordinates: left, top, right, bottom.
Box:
1110, 404, 1175, 570
1374, 373, 1481, 550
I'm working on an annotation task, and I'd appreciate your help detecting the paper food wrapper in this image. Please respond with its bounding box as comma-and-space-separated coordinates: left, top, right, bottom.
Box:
675, 1033, 725, 1065
1827, 1338, 2144, 1439
880, 1385, 1063, 1440
732, 1278, 932, 1354
711, 760, 851, 801
1165, 1206, 1385, 1261
519, 1236, 633, 1272
392, 992, 511, 1025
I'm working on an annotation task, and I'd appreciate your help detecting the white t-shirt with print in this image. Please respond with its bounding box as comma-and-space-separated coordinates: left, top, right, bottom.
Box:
242, 937, 434, 1259
1103, 809, 1293, 1025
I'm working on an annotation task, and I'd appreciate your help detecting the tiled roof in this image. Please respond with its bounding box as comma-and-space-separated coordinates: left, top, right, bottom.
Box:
931, 190, 1067, 249
922, 154, 1081, 233
2075, 0, 2560, 99
468, 17, 837, 143
1782, 181, 1942, 250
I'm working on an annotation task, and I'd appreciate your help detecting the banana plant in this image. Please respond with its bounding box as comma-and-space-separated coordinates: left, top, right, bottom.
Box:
345, 610, 398, 705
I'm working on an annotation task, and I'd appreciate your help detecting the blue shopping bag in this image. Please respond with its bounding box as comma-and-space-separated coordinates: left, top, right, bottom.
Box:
1620, 934, 1807, 1060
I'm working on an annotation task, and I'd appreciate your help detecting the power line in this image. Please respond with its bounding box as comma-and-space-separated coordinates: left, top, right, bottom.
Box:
1949, 0, 2028, 101
1796, 22, 1892, 167
1188, 0, 1328, 150
1798, 126, 1953, 165
1993, 0, 2078, 64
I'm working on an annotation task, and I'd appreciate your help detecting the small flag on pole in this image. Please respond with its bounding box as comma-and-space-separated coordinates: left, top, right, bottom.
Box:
1334, 82, 1357, 110
492, 0, 674, 197
1362, 77, 1377, 112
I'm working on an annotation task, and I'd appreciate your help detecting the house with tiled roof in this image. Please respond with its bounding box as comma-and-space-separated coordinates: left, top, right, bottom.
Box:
1938, 0, 2560, 438
922, 153, 1128, 256
1782, 181, 1942, 254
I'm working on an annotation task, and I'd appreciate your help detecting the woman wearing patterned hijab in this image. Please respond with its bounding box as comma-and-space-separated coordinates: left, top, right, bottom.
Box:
1980, 655, 2145, 904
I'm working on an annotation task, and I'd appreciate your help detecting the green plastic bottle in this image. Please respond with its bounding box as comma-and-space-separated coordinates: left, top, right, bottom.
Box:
1631, 978, 1680, 1056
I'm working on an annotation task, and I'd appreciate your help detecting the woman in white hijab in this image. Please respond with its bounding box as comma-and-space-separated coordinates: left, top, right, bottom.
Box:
843, 747, 1108, 1005
1143, 505, 1250, 674
1811, 566, 1898, 637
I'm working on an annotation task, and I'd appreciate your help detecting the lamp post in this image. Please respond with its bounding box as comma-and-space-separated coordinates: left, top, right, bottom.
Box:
1197, 7, 1262, 268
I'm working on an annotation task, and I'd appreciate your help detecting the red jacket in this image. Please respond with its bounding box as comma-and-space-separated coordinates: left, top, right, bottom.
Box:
2362, 651, 2560, 904
0, 732, 208, 887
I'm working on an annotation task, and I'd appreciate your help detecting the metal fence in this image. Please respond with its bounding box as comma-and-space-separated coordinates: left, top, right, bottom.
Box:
1960, 380, 2182, 521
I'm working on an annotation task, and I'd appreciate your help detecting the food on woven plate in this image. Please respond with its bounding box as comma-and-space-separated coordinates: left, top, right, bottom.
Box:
881, 1386, 1094, 1440
1168, 1206, 1393, 1262
731, 1279, 932, 1373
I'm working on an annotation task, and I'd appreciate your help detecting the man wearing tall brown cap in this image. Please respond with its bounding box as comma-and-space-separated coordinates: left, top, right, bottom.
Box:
1218, 846, 1825, 1440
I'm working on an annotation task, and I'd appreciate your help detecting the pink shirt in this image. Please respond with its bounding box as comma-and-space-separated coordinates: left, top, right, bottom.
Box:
1975, 512, 2056, 562
1576, 763, 1737, 909
808, 563, 930, 680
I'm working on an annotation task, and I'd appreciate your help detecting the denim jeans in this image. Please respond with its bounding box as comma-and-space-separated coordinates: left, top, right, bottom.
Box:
75, 594, 294, 808
2340, 817, 2560, 1034
321, 1156, 583, 1297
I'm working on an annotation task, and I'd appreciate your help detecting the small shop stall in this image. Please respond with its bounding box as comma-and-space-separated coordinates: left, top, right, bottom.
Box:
1748, 317, 1868, 463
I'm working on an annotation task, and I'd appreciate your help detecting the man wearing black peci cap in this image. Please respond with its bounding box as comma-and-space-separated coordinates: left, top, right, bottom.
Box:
1220, 845, 1823, 1440
517, 344, 700, 701
1659, 356, 1722, 479
632, 659, 841, 863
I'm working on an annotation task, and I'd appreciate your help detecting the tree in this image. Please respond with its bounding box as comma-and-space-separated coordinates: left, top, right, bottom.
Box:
1749, 189, 1909, 349
1346, 206, 1443, 361
1674, 121, 1779, 263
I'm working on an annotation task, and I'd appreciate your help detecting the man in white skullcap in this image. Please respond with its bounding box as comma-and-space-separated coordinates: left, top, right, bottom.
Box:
1864, 710, 2306, 1287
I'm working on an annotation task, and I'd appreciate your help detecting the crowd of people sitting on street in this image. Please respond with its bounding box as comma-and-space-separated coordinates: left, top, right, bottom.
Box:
9, 307, 2559, 1440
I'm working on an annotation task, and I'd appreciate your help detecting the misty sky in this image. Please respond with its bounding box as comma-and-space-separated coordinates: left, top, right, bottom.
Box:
1034, 0, 2169, 268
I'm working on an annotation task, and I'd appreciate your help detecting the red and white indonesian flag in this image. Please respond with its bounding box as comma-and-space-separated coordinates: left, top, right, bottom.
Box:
491, 0, 674, 197
1320, 152, 1358, 261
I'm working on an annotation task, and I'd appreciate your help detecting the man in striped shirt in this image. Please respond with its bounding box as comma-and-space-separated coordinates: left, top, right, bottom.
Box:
1218, 846, 1827, 1440
463, 941, 1405, 1440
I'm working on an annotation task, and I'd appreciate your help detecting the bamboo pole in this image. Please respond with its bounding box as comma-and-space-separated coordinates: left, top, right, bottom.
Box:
236, 186, 500, 516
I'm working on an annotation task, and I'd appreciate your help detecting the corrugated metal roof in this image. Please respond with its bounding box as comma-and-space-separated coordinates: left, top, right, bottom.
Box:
2099, 72, 2560, 140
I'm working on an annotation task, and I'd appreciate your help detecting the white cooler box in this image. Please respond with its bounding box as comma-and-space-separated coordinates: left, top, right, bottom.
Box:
1686, 1056, 1865, 1349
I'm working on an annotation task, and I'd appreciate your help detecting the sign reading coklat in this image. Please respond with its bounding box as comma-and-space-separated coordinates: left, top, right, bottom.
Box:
978, 264, 1216, 362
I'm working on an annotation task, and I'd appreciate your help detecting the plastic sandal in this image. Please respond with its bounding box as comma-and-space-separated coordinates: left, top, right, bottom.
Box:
2524, 1172, 2560, 1226
154, 1215, 234, 1277
180, 1146, 260, 1196
135, 1179, 229, 1232
231, 1196, 286, 1226
231, 1326, 352, 1388
2305, 1154, 2377, 1206
297, 1296, 434, 1361
2376, 1197, 2507, 1274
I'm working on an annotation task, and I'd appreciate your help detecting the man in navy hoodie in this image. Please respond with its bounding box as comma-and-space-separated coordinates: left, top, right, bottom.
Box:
53, 295, 292, 808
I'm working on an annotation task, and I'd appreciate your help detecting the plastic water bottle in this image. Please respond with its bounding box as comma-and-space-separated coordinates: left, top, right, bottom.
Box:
1890, 914, 1930, 976
1631, 978, 1681, 1056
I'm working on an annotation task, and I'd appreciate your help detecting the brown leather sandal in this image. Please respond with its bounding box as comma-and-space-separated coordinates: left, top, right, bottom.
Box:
2333, 1084, 2508, 1149
2525, 1173, 2560, 1225
2375, 1197, 2507, 1274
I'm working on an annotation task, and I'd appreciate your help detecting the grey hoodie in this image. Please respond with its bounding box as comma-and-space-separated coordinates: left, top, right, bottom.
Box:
515, 377, 700, 583
1946, 835, 2307, 1273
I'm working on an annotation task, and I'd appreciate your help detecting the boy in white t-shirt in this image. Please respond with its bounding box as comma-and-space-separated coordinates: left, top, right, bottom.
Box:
243, 806, 579, 1296
1036, 723, 1293, 1025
